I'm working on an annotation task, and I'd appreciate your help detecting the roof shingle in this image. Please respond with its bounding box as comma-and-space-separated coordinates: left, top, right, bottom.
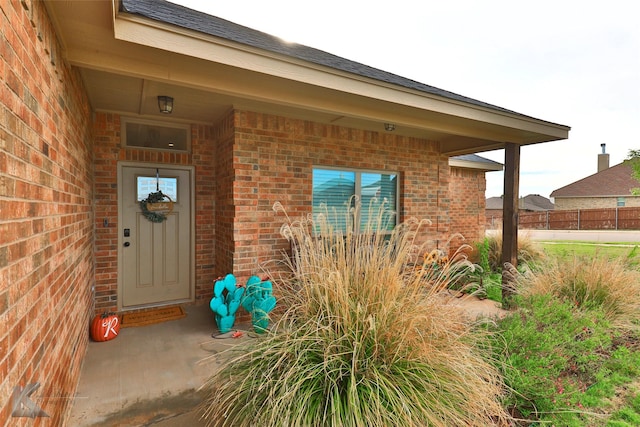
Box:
550, 162, 637, 198
486, 195, 554, 211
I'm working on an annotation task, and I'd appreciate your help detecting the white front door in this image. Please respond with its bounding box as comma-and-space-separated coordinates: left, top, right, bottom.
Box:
118, 164, 194, 310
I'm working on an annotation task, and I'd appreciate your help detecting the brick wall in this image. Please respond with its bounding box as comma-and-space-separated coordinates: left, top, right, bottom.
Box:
448, 166, 487, 252
213, 111, 236, 278
1, 1, 94, 425
92, 113, 218, 313
225, 110, 450, 287
93, 109, 454, 312
90, 107, 451, 316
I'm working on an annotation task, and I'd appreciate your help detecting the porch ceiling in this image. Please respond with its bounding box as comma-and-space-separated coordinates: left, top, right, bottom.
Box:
45, 1, 569, 156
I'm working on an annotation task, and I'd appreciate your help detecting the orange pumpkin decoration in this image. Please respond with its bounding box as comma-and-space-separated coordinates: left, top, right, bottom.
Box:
91, 312, 120, 342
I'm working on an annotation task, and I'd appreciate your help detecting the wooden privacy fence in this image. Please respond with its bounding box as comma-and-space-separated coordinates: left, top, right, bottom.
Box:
487, 207, 640, 230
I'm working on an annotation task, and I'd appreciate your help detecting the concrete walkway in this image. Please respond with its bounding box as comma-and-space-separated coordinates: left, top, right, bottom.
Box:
67, 305, 245, 426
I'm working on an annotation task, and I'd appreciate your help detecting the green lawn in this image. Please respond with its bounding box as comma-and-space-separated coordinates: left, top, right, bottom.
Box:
482, 240, 640, 425
537, 241, 640, 268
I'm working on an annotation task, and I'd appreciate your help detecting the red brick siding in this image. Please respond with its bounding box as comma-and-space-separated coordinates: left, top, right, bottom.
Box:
227, 110, 450, 286
92, 113, 218, 312
448, 166, 486, 251
193, 124, 217, 301
213, 111, 236, 277
1, 1, 94, 425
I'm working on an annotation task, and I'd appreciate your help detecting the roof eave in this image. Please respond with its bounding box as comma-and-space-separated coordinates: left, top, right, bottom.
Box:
448, 158, 503, 172
111, 8, 570, 145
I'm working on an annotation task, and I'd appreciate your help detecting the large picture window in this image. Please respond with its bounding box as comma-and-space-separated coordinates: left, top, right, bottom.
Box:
312, 168, 398, 233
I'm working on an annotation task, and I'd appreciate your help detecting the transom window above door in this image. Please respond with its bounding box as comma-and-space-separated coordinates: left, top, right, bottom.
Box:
122, 117, 190, 152
312, 168, 398, 233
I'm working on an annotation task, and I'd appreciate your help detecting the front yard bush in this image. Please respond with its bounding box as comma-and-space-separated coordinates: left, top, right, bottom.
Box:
520, 255, 640, 330
483, 232, 545, 273
200, 202, 510, 427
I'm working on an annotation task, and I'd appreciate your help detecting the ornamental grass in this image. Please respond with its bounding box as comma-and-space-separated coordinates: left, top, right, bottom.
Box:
200, 201, 510, 427
519, 255, 640, 331
484, 230, 545, 273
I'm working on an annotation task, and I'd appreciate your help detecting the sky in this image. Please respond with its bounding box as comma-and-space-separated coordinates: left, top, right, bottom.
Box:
172, 0, 640, 199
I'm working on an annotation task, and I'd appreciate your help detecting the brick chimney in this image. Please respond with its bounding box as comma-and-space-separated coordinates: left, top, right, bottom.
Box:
598, 143, 610, 172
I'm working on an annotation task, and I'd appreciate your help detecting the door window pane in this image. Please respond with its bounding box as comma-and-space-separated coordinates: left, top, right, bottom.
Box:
137, 176, 178, 202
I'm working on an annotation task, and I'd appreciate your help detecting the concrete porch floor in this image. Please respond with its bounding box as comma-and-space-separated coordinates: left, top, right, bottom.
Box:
67, 295, 507, 426
67, 304, 251, 426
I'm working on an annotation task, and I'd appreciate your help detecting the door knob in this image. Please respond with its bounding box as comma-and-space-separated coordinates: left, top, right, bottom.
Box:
124, 242, 130, 247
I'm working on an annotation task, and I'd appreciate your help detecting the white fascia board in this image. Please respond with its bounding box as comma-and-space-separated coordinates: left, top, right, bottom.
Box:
449, 158, 503, 171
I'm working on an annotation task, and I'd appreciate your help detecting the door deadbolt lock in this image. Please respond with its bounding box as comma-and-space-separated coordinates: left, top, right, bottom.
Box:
124, 228, 130, 237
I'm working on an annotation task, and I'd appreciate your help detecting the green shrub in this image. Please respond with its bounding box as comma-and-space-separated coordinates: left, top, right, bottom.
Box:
200, 202, 510, 427
520, 255, 640, 330
474, 237, 491, 274
484, 273, 503, 302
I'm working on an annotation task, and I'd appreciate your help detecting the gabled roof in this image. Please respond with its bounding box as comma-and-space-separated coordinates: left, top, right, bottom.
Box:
486, 197, 503, 210
550, 162, 638, 198
486, 194, 554, 211
523, 194, 556, 210
120, 0, 534, 121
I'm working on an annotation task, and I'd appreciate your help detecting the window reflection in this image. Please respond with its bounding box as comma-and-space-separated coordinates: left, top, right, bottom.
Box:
137, 176, 178, 202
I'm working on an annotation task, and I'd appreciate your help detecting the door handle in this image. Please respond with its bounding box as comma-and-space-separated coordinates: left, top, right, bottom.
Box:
124, 242, 130, 247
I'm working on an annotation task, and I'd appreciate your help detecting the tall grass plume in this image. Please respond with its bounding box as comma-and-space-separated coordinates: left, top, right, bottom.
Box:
200, 200, 510, 426
485, 229, 545, 273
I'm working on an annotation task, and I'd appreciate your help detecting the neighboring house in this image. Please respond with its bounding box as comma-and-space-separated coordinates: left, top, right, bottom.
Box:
485, 194, 555, 228
526, 194, 556, 211
551, 162, 640, 210
486, 194, 555, 215
0, 0, 569, 424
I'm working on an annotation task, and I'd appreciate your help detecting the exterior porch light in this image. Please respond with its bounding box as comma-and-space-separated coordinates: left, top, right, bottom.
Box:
384, 123, 395, 131
157, 96, 173, 114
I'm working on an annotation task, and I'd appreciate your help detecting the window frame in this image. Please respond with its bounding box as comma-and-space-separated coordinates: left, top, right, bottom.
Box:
121, 116, 191, 153
311, 166, 399, 234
